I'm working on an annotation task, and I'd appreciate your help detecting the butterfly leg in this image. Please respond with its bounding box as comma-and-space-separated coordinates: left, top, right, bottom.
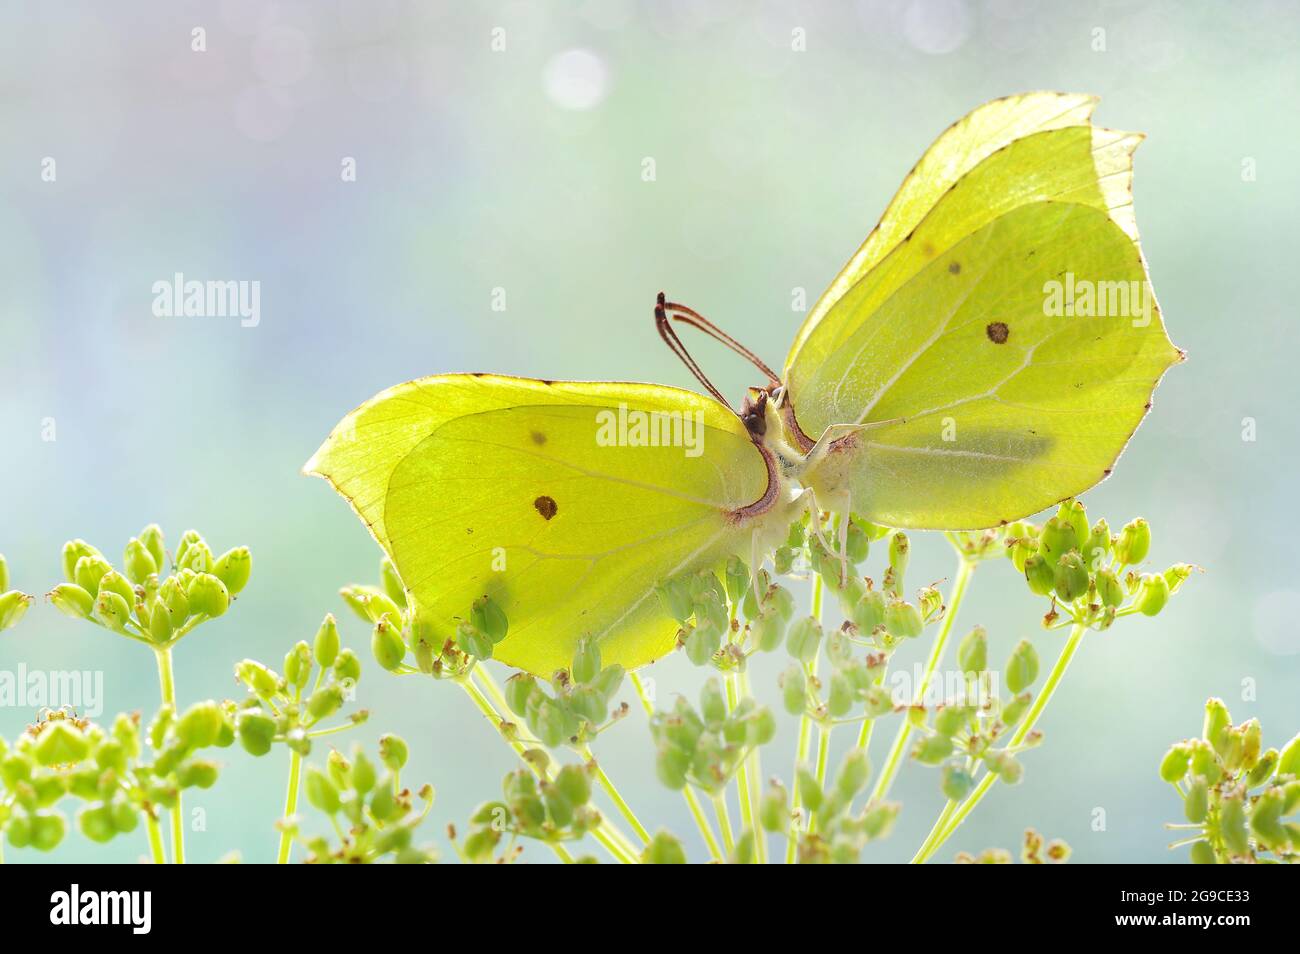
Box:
800, 488, 836, 566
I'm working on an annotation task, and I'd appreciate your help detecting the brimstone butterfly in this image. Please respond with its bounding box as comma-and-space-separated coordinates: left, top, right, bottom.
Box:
306, 92, 1182, 678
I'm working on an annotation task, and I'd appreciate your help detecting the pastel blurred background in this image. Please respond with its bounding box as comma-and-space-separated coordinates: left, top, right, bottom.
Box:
1, 0, 1296, 863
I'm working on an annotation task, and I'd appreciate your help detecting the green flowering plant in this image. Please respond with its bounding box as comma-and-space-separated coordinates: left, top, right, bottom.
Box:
336, 496, 1193, 864
1162, 698, 1300, 863
0, 531, 433, 864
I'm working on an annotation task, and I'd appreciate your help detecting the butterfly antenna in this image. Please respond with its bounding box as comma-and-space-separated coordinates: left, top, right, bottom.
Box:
661, 297, 781, 386
655, 292, 736, 412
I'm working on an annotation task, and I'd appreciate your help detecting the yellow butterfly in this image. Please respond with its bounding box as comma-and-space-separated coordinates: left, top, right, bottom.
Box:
306, 93, 1182, 678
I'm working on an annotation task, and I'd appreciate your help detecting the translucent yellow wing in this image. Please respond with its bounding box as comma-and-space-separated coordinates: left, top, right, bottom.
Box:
787, 95, 1181, 529
305, 375, 769, 676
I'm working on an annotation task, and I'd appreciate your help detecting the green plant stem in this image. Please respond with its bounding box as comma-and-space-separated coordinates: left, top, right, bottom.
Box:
739, 668, 767, 863
712, 791, 735, 857
869, 555, 974, 803
276, 749, 302, 864
146, 810, 166, 864
786, 573, 823, 863
577, 743, 651, 846
810, 724, 832, 834
154, 646, 185, 864
456, 672, 637, 864
725, 672, 758, 860
629, 671, 723, 861
912, 621, 1088, 864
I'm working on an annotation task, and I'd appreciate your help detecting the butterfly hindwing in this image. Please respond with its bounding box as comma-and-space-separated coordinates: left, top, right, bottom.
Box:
306, 375, 770, 675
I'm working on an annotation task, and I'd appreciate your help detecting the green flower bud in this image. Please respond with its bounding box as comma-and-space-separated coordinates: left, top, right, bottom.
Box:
751, 609, 785, 653
1188, 840, 1216, 865
379, 734, 408, 771
147, 597, 174, 644
334, 648, 362, 684
760, 779, 788, 833
176, 701, 224, 748
30, 811, 67, 852
505, 673, 540, 716
122, 538, 158, 586
62, 540, 102, 583
796, 766, 823, 814
913, 734, 954, 765
178, 760, 219, 789
187, 573, 230, 618
0, 589, 32, 632
683, 625, 720, 666
1163, 563, 1194, 595
835, 748, 872, 798
284, 641, 312, 688
699, 678, 726, 726
655, 577, 693, 624
780, 663, 806, 716
309, 614, 340, 670
1249, 788, 1289, 851
351, 750, 377, 795
641, 830, 687, 864
884, 599, 923, 639
138, 525, 166, 573
237, 710, 276, 756
786, 616, 822, 664
79, 803, 116, 843
723, 554, 749, 606
827, 671, 853, 717
1183, 776, 1208, 824
470, 594, 509, 644
305, 767, 340, 814
1277, 733, 1300, 777
655, 742, 690, 789
159, 576, 189, 624
1189, 741, 1223, 786
1136, 574, 1169, 616
1240, 719, 1263, 772
933, 704, 970, 738
1246, 748, 1278, 788
33, 721, 90, 766
307, 685, 344, 721
379, 555, 407, 609
861, 801, 900, 840
1084, 519, 1112, 570
555, 763, 591, 807
1023, 554, 1055, 596
235, 659, 280, 697
212, 547, 251, 597
571, 636, 601, 684
95, 589, 133, 634
1115, 518, 1151, 565
1059, 500, 1090, 551
1005, 640, 1039, 694
1203, 698, 1232, 753
97, 570, 136, 610
985, 750, 1023, 784
942, 763, 974, 802
1217, 794, 1249, 856
1159, 744, 1191, 783
957, 625, 987, 675
1052, 552, 1090, 603
845, 520, 870, 565
1038, 517, 1078, 565
47, 583, 93, 620
372, 616, 407, 671
852, 589, 886, 634
1094, 569, 1123, 608
887, 532, 910, 592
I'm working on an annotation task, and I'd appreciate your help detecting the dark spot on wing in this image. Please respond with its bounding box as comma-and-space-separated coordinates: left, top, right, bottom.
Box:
922, 241, 935, 257
986, 322, 1010, 344
534, 496, 558, 520
530, 431, 547, 446
948, 261, 961, 275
